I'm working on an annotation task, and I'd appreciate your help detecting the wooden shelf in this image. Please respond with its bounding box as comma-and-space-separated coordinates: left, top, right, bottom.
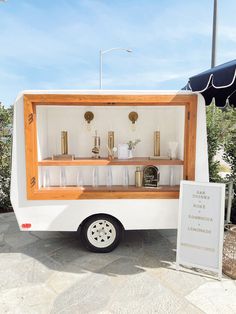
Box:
35, 185, 180, 200
38, 157, 184, 166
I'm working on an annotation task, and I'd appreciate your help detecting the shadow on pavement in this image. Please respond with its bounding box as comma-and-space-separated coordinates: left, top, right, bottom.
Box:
0, 213, 177, 277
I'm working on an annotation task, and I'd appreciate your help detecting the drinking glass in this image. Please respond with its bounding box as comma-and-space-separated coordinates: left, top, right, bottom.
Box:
106, 166, 113, 187
43, 168, 50, 188
122, 167, 129, 187
60, 167, 66, 187
92, 167, 99, 187
169, 166, 174, 186
76, 169, 83, 187
168, 141, 178, 159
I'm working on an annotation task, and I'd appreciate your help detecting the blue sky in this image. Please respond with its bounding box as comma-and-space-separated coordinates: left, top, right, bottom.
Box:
0, 0, 236, 106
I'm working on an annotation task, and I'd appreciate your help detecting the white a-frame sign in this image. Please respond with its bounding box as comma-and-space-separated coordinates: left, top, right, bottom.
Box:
176, 181, 225, 280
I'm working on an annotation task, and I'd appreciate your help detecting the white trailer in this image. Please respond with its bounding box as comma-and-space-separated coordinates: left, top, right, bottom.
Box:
11, 90, 209, 252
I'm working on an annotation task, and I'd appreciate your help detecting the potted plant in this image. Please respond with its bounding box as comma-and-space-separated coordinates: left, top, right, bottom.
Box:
127, 139, 141, 158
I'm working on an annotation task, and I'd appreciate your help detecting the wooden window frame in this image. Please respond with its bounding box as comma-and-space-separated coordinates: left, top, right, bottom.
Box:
24, 94, 197, 200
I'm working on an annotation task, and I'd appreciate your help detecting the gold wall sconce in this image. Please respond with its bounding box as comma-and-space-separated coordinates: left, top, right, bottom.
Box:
128, 111, 138, 131
84, 111, 94, 131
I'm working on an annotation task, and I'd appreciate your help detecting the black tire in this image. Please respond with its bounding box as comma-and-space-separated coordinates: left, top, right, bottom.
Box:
80, 215, 123, 253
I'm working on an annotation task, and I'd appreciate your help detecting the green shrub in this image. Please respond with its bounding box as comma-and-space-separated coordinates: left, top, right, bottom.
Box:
222, 107, 236, 222
207, 103, 236, 222
0, 104, 13, 210
206, 104, 225, 182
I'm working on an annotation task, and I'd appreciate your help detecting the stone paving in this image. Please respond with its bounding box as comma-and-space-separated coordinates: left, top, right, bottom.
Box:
0, 212, 236, 314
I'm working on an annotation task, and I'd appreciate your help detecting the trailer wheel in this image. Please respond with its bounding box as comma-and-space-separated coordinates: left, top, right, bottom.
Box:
80, 215, 122, 253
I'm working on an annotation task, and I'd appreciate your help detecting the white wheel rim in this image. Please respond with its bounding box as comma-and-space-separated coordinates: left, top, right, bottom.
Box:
87, 219, 116, 248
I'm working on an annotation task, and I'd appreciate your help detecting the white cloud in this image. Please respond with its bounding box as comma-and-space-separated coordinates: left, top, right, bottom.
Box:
219, 26, 236, 42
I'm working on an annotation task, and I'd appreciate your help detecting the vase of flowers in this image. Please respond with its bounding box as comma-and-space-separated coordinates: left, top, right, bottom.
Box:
127, 139, 141, 159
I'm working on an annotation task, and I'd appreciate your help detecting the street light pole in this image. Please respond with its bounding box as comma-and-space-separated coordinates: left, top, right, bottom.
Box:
211, 0, 217, 68
99, 47, 132, 89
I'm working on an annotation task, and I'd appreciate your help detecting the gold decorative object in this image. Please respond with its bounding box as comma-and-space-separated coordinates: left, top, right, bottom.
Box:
135, 167, 143, 187
84, 111, 94, 124
128, 111, 138, 124
154, 131, 160, 156
108, 131, 114, 159
52, 154, 74, 160
149, 156, 170, 160
52, 131, 74, 160
223, 224, 236, 279
61, 131, 68, 155
92, 130, 100, 159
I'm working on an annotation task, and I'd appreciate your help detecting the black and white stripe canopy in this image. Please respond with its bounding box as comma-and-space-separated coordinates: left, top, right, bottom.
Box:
186, 59, 236, 107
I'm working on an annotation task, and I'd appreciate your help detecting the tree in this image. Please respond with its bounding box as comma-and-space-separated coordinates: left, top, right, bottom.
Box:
206, 103, 236, 222
222, 107, 236, 222
206, 104, 224, 182
0, 104, 13, 210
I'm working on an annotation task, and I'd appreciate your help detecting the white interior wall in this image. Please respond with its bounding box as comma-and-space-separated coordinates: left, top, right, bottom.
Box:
36, 105, 185, 187
37, 108, 48, 160
37, 108, 48, 188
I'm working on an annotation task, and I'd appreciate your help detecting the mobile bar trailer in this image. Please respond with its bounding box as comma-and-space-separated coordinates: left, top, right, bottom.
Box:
11, 90, 209, 252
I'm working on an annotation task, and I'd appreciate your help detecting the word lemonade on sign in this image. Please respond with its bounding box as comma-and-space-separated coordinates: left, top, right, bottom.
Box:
187, 190, 213, 236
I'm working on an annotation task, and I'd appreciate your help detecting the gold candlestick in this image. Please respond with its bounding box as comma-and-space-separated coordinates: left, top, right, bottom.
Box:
61, 131, 68, 155
154, 131, 160, 156
108, 131, 114, 158
52, 130, 74, 160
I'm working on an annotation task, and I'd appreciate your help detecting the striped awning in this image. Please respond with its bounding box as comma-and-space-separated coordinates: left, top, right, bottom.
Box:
185, 59, 236, 107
